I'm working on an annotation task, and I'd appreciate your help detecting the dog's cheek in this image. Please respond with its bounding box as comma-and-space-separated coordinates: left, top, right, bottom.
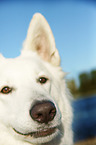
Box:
0, 101, 12, 126
41, 82, 51, 94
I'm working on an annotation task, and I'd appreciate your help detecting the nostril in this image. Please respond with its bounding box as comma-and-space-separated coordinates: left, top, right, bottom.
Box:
38, 113, 42, 117
35, 113, 44, 123
33, 113, 42, 119
50, 108, 56, 114
30, 109, 44, 122
49, 108, 56, 120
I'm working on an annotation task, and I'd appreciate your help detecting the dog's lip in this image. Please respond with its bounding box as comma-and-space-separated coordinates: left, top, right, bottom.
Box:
13, 127, 57, 138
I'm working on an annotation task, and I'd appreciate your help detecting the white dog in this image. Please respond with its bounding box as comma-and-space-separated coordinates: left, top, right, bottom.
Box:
0, 13, 73, 145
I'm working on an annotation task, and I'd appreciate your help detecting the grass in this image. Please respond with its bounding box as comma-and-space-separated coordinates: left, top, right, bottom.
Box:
75, 137, 96, 145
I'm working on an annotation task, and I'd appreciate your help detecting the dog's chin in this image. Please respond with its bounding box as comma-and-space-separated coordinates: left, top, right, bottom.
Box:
13, 127, 59, 144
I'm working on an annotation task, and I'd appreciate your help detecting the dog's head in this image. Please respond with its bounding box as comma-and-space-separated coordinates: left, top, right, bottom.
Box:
0, 14, 72, 144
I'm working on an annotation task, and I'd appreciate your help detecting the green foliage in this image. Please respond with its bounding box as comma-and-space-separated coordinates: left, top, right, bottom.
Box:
67, 69, 96, 98
67, 79, 78, 95
79, 72, 91, 92
91, 70, 96, 86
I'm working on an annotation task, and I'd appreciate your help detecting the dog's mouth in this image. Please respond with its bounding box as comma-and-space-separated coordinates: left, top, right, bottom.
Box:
13, 127, 56, 138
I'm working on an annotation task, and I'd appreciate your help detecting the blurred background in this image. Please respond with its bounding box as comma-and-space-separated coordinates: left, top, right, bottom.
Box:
0, 0, 96, 144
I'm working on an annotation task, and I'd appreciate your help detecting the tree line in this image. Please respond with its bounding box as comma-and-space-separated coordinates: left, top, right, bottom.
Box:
67, 69, 96, 98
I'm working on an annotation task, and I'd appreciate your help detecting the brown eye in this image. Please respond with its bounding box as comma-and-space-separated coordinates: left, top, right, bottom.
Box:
1, 86, 12, 94
39, 77, 48, 84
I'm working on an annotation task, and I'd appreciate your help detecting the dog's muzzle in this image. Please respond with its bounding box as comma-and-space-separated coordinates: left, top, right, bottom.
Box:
13, 101, 58, 139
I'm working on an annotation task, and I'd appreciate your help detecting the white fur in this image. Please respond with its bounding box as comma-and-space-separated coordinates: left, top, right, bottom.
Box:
0, 13, 73, 145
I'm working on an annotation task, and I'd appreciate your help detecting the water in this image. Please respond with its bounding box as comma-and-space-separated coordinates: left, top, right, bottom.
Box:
72, 94, 96, 142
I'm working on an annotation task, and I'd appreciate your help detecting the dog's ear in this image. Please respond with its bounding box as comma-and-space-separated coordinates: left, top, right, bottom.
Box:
22, 13, 60, 66
0, 54, 4, 59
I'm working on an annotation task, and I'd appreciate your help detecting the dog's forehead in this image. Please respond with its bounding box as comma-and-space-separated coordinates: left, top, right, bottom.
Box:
0, 56, 48, 78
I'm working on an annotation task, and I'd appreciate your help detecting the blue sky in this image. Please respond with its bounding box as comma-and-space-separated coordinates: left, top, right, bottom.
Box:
0, 0, 96, 84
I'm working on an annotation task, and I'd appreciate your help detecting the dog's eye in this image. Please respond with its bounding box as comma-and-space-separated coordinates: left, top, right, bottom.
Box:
38, 77, 48, 84
1, 86, 12, 94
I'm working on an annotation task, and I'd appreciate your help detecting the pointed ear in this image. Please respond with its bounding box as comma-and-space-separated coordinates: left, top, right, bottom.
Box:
22, 13, 60, 66
0, 54, 4, 59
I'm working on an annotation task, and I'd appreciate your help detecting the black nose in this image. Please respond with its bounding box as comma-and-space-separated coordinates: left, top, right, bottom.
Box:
30, 101, 56, 124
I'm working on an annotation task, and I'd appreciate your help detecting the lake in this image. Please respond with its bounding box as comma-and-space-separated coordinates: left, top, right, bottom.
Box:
72, 94, 96, 143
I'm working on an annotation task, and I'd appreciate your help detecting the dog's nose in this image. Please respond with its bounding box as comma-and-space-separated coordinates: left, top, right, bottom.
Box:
30, 101, 56, 124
